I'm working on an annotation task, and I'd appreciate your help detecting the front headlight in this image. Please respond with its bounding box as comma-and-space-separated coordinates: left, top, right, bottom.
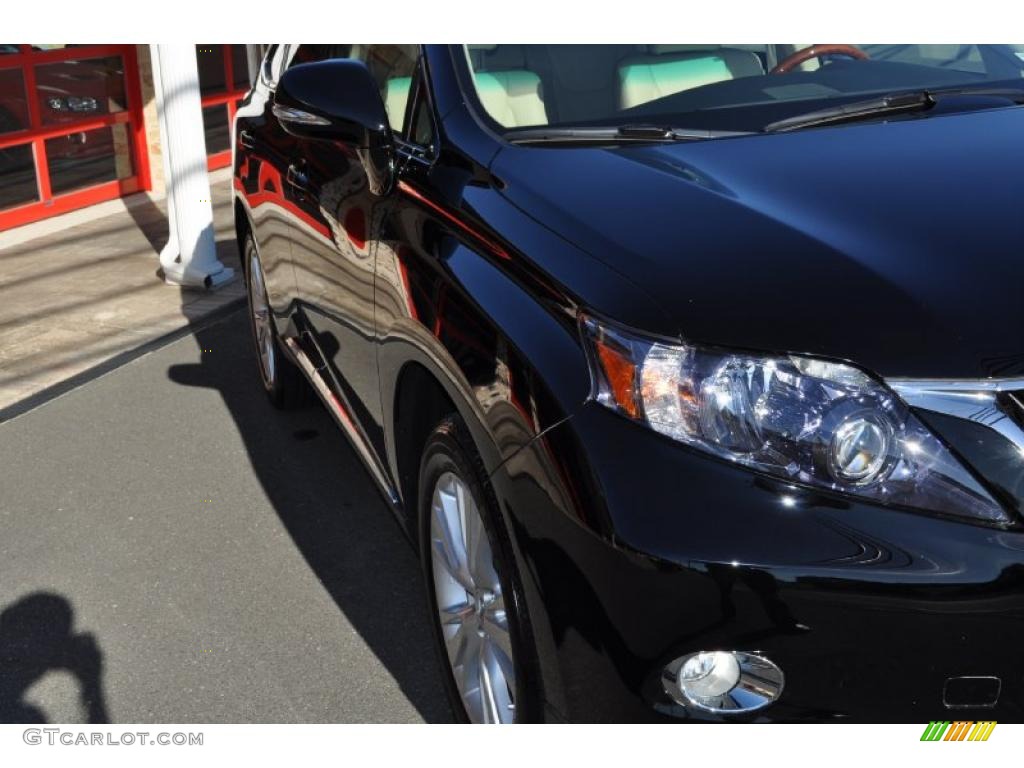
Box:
581, 314, 1008, 524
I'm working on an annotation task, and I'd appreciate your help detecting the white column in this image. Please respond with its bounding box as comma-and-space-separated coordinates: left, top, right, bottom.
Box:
150, 44, 235, 289
245, 44, 262, 88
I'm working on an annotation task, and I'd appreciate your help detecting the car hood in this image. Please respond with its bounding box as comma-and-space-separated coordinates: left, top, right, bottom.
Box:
493, 107, 1024, 379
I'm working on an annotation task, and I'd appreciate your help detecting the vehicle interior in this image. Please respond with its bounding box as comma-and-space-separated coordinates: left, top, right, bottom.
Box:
266, 44, 1024, 135
462, 44, 1024, 131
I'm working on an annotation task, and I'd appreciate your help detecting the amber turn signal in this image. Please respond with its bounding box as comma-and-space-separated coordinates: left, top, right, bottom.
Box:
593, 337, 641, 419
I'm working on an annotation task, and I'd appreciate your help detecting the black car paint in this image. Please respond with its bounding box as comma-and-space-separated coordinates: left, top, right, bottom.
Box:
493, 108, 1024, 379
234, 44, 1024, 722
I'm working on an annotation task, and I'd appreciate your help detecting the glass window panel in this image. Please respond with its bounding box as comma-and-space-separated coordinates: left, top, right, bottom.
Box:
0, 142, 39, 210
197, 44, 226, 96
230, 45, 251, 89
288, 44, 352, 69
35, 55, 127, 126
202, 103, 230, 155
0, 45, 22, 55
861, 44, 987, 74
412, 96, 435, 148
46, 123, 133, 196
360, 45, 418, 133
0, 67, 30, 134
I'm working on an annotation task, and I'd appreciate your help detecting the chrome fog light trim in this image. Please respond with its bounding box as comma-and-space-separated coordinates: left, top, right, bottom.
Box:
663, 651, 784, 714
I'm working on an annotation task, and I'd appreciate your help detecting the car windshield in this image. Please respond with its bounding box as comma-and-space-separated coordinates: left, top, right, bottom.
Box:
461, 44, 1024, 134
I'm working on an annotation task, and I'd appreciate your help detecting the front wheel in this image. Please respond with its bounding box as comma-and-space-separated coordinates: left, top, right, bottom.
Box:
243, 232, 308, 409
418, 415, 539, 723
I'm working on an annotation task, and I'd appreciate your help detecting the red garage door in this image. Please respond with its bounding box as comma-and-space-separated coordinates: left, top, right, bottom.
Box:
197, 44, 253, 171
0, 44, 151, 231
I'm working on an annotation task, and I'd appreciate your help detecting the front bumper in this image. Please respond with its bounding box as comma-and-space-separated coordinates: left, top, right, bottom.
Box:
491, 402, 1024, 722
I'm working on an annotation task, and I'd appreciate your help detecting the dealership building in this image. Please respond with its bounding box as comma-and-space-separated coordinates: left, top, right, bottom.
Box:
0, 44, 261, 232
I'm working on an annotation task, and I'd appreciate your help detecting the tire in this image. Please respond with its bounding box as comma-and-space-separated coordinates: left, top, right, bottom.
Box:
418, 415, 540, 723
243, 232, 309, 409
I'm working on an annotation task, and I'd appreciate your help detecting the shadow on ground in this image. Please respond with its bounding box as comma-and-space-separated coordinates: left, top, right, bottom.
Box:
0, 593, 109, 723
167, 309, 453, 723
0, 182, 448, 721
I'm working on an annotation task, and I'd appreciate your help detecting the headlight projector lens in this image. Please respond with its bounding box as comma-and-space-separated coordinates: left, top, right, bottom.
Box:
828, 414, 893, 484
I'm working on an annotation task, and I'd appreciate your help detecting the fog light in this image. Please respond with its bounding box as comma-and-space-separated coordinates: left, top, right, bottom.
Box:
679, 651, 740, 699
663, 651, 784, 714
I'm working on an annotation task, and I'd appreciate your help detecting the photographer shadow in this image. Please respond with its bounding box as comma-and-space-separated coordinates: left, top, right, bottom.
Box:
0, 592, 108, 724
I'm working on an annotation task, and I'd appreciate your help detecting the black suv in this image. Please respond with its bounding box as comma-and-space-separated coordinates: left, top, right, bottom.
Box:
233, 44, 1024, 722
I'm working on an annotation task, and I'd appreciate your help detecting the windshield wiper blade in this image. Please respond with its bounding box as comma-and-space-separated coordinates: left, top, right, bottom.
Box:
927, 85, 1024, 103
764, 85, 1024, 134
618, 124, 751, 140
505, 123, 750, 145
764, 91, 935, 133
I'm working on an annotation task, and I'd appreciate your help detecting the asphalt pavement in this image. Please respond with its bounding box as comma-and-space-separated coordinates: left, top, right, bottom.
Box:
0, 309, 453, 723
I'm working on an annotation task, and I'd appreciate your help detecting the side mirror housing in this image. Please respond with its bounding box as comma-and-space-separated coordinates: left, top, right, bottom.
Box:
273, 58, 389, 144
273, 58, 395, 193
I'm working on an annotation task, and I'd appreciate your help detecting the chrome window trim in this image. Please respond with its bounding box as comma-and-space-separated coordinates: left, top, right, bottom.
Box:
261, 43, 291, 91
394, 56, 439, 166
888, 377, 1024, 452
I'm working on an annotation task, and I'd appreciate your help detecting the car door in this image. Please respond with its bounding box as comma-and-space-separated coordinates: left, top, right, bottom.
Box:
287, 44, 419, 465
236, 44, 301, 319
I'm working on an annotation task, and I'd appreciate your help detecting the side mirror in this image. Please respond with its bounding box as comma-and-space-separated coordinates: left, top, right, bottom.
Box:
273, 59, 395, 194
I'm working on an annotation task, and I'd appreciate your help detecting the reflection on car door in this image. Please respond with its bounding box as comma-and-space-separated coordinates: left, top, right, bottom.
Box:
287, 44, 418, 464
237, 44, 300, 318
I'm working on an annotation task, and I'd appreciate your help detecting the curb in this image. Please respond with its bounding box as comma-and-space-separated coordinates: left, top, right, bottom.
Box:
0, 298, 246, 425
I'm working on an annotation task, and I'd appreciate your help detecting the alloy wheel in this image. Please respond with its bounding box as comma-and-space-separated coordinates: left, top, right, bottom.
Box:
429, 471, 516, 723
248, 249, 276, 386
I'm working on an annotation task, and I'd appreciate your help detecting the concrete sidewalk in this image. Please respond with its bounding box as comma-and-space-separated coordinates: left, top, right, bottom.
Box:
0, 172, 245, 417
